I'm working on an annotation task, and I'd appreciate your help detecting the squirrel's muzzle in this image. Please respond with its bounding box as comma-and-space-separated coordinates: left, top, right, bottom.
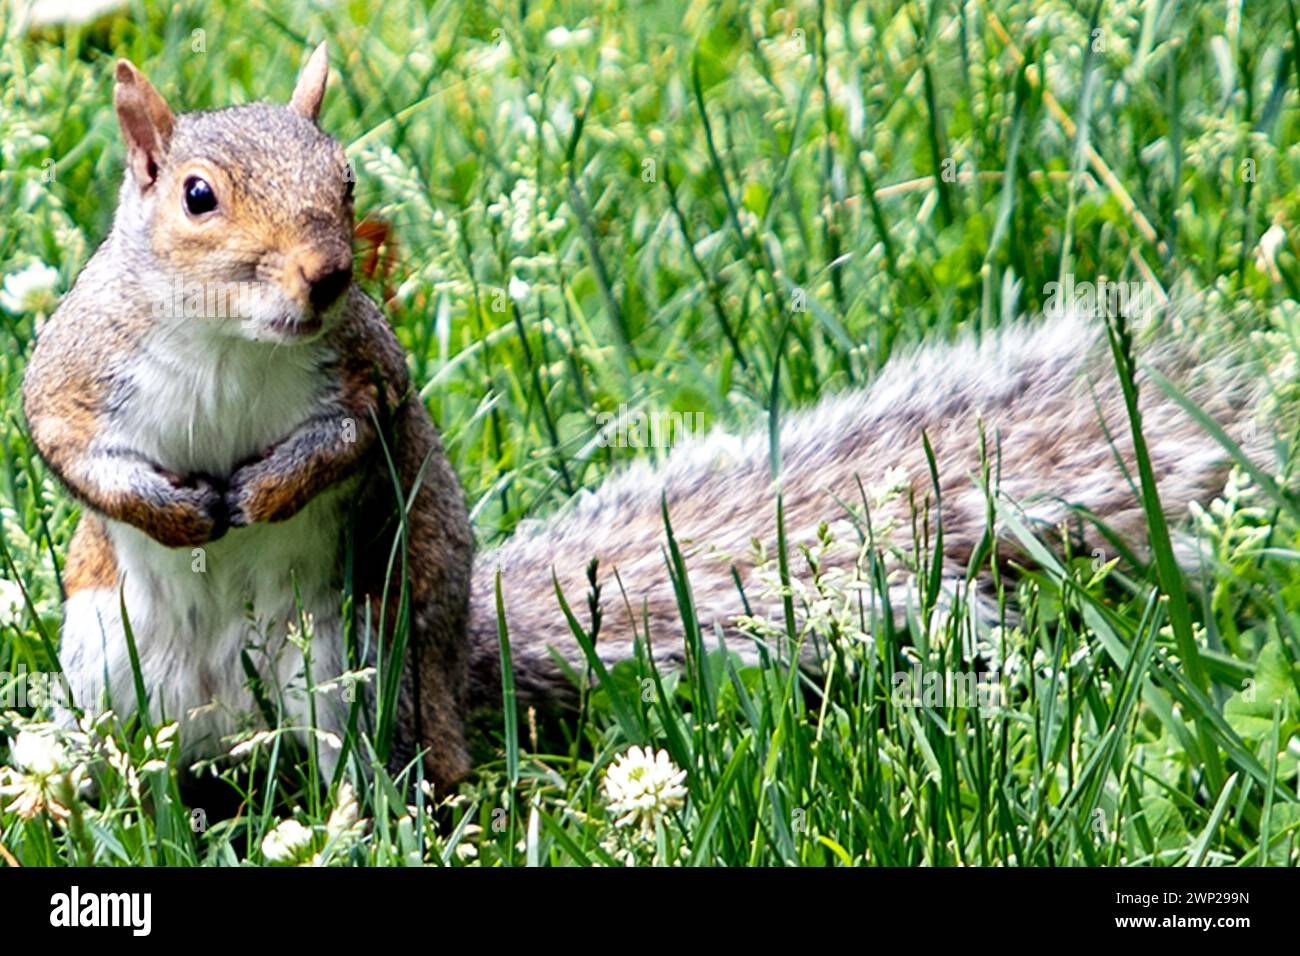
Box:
291, 245, 353, 313
307, 261, 352, 312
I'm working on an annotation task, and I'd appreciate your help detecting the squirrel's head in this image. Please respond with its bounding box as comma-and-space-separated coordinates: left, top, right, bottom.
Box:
114, 43, 355, 344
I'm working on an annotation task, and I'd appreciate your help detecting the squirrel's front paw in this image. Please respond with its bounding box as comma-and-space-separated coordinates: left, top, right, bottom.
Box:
149, 471, 229, 547
225, 466, 261, 527
227, 459, 299, 527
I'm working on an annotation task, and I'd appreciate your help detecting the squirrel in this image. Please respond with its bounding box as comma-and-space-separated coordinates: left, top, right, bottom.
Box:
23, 45, 474, 789
22, 44, 1269, 794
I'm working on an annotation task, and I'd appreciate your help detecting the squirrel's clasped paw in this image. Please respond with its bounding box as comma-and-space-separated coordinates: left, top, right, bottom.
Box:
226, 459, 283, 527
148, 469, 229, 547
225, 473, 257, 528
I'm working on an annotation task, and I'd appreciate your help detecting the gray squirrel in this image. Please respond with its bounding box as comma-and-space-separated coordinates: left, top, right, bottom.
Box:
21, 44, 1269, 792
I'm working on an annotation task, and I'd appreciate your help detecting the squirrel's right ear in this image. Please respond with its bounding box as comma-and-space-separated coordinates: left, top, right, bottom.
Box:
113, 60, 174, 191
289, 42, 329, 123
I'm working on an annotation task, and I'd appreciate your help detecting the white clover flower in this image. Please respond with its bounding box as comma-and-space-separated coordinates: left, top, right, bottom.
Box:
261, 818, 314, 865
10, 729, 67, 776
0, 260, 59, 314
602, 746, 687, 836
0, 728, 88, 823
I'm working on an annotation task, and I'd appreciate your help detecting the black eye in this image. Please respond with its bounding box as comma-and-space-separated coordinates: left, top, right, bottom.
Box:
183, 176, 217, 216
344, 168, 355, 200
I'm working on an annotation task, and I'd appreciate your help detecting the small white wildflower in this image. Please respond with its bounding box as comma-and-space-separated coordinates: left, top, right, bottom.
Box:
0, 578, 24, 628
314, 730, 342, 752
325, 782, 360, 839
76, 711, 111, 738
19, 0, 127, 29
100, 736, 145, 800
0, 261, 59, 314
489, 177, 546, 244
1255, 221, 1287, 283
508, 276, 531, 302
308, 783, 370, 866
545, 26, 593, 49
867, 466, 910, 510
314, 666, 375, 702
228, 728, 277, 761
285, 612, 315, 652
602, 746, 687, 837
600, 832, 637, 866
471, 38, 512, 72
147, 722, 178, 752
549, 99, 575, 139
261, 818, 314, 865
305, 784, 371, 865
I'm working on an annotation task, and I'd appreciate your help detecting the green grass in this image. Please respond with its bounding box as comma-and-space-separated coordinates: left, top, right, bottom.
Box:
2, 0, 1300, 865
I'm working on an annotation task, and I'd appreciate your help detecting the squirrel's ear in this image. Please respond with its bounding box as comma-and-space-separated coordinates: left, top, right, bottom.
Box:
290, 42, 329, 122
113, 60, 174, 191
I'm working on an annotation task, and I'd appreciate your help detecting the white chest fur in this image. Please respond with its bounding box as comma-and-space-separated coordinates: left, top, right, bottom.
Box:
118, 319, 331, 474
60, 322, 351, 762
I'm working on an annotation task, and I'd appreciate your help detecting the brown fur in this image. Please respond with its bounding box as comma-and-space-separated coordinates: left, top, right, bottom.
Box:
62, 514, 118, 597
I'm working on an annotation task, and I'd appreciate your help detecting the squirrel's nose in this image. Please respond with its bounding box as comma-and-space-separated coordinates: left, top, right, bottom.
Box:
301, 258, 353, 312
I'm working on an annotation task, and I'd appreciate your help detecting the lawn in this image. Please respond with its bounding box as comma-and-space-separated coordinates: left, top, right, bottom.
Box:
1, 0, 1299, 866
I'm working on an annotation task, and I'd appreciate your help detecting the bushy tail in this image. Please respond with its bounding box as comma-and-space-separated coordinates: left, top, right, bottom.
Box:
466, 307, 1275, 712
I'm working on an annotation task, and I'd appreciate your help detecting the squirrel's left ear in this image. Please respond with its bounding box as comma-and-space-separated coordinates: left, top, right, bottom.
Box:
290, 42, 329, 122
114, 60, 174, 191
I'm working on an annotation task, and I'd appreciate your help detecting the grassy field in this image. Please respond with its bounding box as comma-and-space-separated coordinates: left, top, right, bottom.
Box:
1, 0, 1300, 866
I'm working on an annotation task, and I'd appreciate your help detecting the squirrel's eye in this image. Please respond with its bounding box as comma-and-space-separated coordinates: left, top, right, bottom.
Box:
344, 169, 355, 200
183, 176, 217, 216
